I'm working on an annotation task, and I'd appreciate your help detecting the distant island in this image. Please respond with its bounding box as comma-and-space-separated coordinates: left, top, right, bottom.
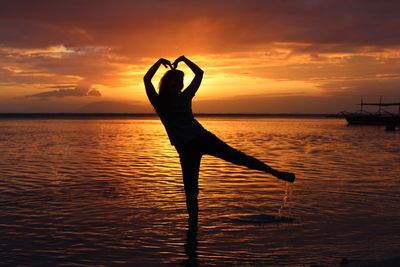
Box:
0, 113, 342, 119
0, 101, 344, 119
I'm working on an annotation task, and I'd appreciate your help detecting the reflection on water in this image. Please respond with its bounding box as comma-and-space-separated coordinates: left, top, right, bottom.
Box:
230, 214, 295, 224
1, 117, 400, 266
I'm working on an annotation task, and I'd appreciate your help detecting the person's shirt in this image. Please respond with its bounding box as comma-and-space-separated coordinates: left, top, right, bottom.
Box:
145, 87, 206, 146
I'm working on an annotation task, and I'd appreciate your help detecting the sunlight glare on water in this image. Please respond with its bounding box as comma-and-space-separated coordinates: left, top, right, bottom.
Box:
0, 117, 400, 266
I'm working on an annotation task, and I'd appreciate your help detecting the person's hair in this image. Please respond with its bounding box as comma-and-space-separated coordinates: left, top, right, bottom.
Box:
158, 69, 184, 97
157, 69, 184, 114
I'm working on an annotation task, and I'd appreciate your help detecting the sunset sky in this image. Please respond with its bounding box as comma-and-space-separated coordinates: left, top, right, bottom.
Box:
1, 0, 399, 113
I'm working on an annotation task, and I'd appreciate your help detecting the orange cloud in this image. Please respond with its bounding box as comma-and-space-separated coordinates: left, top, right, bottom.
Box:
0, 0, 400, 112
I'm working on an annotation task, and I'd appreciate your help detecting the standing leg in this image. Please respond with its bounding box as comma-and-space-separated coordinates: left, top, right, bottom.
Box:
203, 132, 295, 183
177, 147, 202, 228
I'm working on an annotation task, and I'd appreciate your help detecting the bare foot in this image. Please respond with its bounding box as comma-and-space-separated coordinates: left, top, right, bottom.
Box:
276, 171, 296, 183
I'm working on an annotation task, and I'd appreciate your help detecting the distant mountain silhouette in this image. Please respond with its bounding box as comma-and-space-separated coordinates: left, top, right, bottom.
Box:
77, 101, 146, 113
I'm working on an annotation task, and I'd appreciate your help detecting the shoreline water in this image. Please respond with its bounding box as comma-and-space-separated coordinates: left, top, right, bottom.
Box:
1, 117, 399, 266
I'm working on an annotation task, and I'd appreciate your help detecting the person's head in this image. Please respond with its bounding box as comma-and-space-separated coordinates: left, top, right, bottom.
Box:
158, 69, 184, 97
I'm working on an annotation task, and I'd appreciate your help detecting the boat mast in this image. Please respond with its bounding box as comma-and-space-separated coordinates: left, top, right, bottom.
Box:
360, 97, 363, 112
379, 96, 382, 113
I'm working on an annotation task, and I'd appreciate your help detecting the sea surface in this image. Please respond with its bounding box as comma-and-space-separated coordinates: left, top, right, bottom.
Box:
0, 117, 399, 266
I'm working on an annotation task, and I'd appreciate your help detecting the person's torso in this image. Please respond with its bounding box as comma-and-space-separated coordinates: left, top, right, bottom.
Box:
155, 93, 205, 146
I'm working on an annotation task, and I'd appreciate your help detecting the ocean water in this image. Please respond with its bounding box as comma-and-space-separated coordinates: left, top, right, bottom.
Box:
0, 117, 399, 266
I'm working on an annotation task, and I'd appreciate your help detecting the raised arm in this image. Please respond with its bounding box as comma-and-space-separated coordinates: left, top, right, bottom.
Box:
173, 56, 204, 98
143, 58, 172, 106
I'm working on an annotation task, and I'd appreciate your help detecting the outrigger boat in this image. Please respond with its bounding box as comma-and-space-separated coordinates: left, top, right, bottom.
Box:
341, 97, 400, 126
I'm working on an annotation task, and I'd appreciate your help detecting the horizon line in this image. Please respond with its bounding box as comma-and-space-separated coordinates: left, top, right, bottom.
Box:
0, 112, 343, 118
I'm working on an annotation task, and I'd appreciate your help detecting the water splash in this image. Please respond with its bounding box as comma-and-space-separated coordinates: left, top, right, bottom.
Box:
229, 182, 295, 225
278, 181, 293, 217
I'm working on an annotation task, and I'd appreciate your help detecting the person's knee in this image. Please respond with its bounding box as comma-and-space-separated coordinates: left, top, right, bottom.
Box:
185, 193, 199, 215
185, 185, 198, 202
185, 188, 199, 199
183, 176, 198, 192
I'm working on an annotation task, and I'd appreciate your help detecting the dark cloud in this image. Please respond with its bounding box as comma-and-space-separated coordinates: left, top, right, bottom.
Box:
1, 0, 400, 113
87, 89, 101, 96
1, 0, 400, 55
1, 1, 400, 82
27, 85, 101, 99
318, 78, 400, 98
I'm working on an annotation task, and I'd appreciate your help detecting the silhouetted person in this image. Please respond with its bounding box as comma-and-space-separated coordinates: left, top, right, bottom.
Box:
144, 56, 295, 228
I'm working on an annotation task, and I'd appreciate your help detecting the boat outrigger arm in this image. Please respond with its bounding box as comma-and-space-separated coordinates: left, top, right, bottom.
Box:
342, 98, 400, 126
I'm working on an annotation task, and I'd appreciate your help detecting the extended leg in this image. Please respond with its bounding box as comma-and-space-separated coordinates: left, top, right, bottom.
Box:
177, 149, 202, 228
203, 132, 295, 182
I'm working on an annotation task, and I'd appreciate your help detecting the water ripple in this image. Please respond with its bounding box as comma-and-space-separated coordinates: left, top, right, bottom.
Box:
0, 118, 399, 266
